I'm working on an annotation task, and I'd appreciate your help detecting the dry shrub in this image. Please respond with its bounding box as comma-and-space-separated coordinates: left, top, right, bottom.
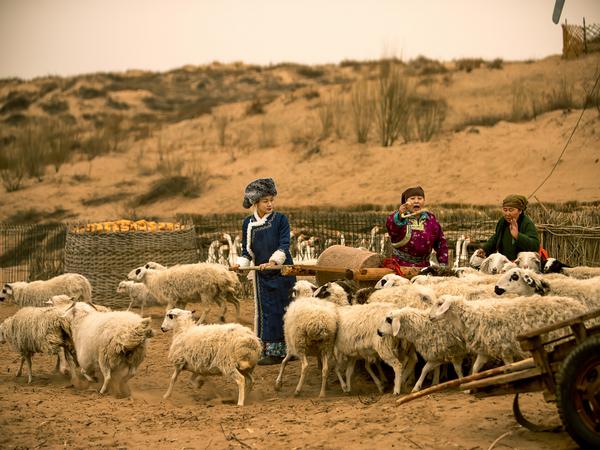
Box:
374, 61, 412, 146
412, 97, 447, 142
351, 79, 374, 143
258, 120, 277, 148
213, 114, 231, 146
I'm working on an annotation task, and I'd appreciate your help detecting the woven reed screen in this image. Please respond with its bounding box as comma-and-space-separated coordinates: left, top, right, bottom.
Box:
64, 226, 199, 307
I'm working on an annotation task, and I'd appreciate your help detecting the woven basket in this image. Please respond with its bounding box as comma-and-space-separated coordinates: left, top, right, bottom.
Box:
64, 225, 199, 308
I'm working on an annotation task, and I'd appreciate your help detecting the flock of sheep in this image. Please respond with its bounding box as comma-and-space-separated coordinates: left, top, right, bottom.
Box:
1, 251, 599, 407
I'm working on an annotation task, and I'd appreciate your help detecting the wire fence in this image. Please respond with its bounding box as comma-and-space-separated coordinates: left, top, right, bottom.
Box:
1, 210, 599, 295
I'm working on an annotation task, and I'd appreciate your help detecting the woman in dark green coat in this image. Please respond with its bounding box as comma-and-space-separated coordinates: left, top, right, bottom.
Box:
475, 194, 540, 261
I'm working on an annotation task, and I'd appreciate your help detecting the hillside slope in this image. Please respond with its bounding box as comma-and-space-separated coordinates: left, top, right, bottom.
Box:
1, 54, 599, 222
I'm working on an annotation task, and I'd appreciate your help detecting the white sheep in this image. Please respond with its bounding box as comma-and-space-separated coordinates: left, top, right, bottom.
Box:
377, 307, 467, 391
367, 284, 438, 307
129, 263, 241, 323
143, 261, 168, 270
62, 302, 154, 397
333, 302, 413, 395
429, 294, 588, 373
0, 306, 77, 383
160, 308, 262, 406
290, 280, 318, 299
479, 252, 516, 275
313, 282, 351, 306
514, 251, 541, 272
275, 296, 338, 397
1, 273, 92, 306
116, 280, 158, 316
494, 267, 600, 311
45, 294, 111, 312
543, 258, 600, 279
469, 251, 485, 269
374, 274, 410, 289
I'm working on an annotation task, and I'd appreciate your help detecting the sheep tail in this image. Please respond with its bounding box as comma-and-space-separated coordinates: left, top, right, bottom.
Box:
235, 336, 262, 370
114, 318, 154, 352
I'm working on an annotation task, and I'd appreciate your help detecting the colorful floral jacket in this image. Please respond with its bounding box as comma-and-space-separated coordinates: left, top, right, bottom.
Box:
385, 211, 449, 267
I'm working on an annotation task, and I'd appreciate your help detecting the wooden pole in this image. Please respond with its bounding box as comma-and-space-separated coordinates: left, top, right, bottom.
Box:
396, 358, 535, 405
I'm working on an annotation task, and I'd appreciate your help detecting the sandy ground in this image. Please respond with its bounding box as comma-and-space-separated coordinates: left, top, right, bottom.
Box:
0, 299, 579, 450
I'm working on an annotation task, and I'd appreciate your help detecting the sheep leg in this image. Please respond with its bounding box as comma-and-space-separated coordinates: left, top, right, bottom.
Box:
219, 302, 227, 322
294, 354, 310, 396
98, 361, 112, 394
140, 297, 145, 317
334, 358, 348, 393
364, 360, 384, 393
381, 357, 403, 395
163, 365, 183, 399
244, 371, 254, 393
344, 358, 357, 393
400, 347, 418, 389
375, 360, 388, 384
432, 366, 440, 385
274, 353, 292, 391
127, 298, 133, 311
81, 368, 96, 382
24, 354, 34, 384
471, 354, 489, 374
231, 296, 241, 322
232, 369, 246, 406
16, 356, 25, 377
413, 361, 442, 392
57, 348, 70, 375
319, 353, 330, 398
190, 373, 205, 390
197, 303, 210, 324
451, 358, 464, 379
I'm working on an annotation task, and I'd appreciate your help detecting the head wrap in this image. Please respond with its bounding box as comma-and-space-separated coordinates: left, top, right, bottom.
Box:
401, 186, 425, 204
242, 178, 277, 209
502, 194, 528, 211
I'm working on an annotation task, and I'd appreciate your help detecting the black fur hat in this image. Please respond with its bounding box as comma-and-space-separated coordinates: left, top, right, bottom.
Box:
243, 178, 277, 209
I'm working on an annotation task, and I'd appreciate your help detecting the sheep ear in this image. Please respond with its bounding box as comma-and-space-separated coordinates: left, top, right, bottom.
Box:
419, 291, 433, 305
479, 257, 490, 273
535, 280, 551, 296
437, 300, 451, 316
523, 274, 534, 286
391, 318, 401, 337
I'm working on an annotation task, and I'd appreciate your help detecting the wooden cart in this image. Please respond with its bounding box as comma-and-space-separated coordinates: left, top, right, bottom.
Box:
398, 308, 600, 449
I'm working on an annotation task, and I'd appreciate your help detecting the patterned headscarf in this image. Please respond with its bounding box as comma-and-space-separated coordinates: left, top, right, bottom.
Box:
502, 194, 528, 211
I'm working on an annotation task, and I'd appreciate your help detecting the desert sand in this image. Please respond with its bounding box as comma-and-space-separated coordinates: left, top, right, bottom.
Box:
0, 300, 579, 450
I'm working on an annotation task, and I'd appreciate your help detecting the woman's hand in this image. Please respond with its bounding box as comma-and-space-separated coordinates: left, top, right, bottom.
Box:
508, 218, 519, 239
398, 202, 410, 214
258, 261, 276, 271
229, 264, 240, 272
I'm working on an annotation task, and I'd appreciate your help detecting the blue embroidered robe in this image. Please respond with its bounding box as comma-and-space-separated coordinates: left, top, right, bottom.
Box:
239, 211, 296, 343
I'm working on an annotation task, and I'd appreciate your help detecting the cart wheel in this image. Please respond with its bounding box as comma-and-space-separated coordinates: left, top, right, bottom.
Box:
556, 336, 600, 449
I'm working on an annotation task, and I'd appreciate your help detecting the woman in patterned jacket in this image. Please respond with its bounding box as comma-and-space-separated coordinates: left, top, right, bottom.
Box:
385, 186, 449, 269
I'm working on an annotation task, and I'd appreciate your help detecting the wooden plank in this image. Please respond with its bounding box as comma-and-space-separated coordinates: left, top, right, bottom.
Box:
517, 307, 600, 340
460, 368, 541, 391
346, 268, 395, 281
396, 358, 535, 405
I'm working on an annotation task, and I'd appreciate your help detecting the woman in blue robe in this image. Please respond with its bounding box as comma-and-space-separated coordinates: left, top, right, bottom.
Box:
231, 178, 296, 365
